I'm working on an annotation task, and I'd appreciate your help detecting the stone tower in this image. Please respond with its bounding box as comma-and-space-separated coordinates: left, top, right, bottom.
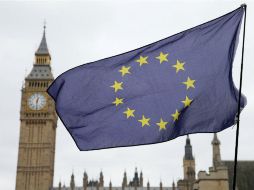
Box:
134, 167, 139, 187
122, 170, 127, 189
83, 171, 88, 190
177, 135, 196, 190
172, 181, 176, 190
99, 171, 104, 187
70, 173, 75, 190
160, 181, 163, 190
140, 171, 143, 187
109, 180, 112, 190
212, 133, 222, 169
58, 181, 62, 190
183, 135, 196, 181
192, 134, 229, 190
15, 26, 57, 190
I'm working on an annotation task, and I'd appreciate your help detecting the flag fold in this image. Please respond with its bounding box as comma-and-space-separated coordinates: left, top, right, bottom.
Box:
48, 7, 246, 151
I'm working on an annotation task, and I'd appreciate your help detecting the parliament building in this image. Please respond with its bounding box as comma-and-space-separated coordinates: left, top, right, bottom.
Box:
15, 28, 254, 190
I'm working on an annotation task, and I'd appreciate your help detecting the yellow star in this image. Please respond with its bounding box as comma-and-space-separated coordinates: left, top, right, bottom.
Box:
156, 52, 168, 64
136, 56, 148, 66
112, 97, 123, 106
123, 107, 135, 118
119, 66, 131, 77
112, 98, 123, 106
181, 96, 192, 107
110, 81, 123, 92
182, 77, 195, 90
156, 118, 168, 131
172, 60, 185, 73
138, 115, 150, 127
171, 110, 180, 122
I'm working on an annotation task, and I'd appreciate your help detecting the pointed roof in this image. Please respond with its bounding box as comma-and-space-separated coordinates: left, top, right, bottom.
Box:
84, 170, 88, 177
184, 135, 194, 160
186, 134, 190, 145
71, 172, 75, 180
36, 25, 49, 55
172, 180, 176, 190
212, 133, 220, 145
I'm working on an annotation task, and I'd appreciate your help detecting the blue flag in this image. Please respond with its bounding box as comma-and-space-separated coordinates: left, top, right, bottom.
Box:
48, 7, 246, 151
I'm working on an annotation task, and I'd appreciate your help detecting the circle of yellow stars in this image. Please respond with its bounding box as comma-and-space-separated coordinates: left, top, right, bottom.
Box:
110, 52, 196, 131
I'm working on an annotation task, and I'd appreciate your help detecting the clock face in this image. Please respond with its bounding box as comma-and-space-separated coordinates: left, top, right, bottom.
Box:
28, 93, 46, 110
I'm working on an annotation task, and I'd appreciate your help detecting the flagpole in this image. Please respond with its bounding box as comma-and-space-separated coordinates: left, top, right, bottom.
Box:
232, 4, 247, 190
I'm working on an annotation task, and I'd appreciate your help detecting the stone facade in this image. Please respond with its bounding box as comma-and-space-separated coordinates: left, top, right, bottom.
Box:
222, 161, 254, 190
53, 169, 173, 190
53, 133, 254, 190
15, 26, 57, 190
193, 166, 229, 190
192, 134, 229, 190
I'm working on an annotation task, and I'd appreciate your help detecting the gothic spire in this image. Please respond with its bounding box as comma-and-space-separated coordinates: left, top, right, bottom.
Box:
147, 180, 150, 190
212, 133, 220, 145
133, 167, 139, 187
83, 170, 88, 190
100, 170, 103, 178
212, 133, 222, 168
35, 24, 49, 55
84, 170, 88, 177
184, 135, 194, 160
70, 172, 75, 190
140, 170, 143, 187
109, 180, 112, 190
99, 170, 104, 187
58, 181, 62, 190
172, 181, 176, 190
122, 170, 127, 188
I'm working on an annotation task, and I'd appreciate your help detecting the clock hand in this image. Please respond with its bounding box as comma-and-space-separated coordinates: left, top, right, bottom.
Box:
36, 98, 39, 110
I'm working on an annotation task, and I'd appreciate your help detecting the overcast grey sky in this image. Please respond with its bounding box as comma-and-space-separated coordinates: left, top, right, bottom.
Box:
0, 1, 254, 189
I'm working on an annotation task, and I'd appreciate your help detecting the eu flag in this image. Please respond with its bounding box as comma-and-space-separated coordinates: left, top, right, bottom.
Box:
48, 7, 246, 151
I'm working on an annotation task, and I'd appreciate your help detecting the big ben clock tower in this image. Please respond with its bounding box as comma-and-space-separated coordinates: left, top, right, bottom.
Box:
16, 26, 58, 190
